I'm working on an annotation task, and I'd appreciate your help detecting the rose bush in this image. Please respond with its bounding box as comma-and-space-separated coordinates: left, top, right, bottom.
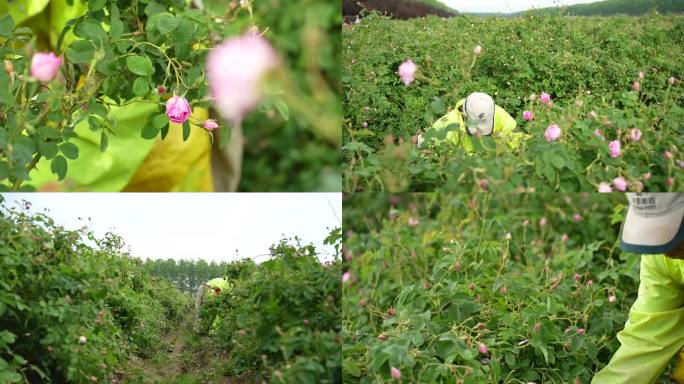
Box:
342, 193, 678, 383
342, 13, 684, 192
0, 0, 341, 192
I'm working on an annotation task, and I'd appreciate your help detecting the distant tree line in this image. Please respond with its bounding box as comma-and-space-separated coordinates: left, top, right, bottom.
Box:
142, 259, 234, 294
526, 0, 684, 16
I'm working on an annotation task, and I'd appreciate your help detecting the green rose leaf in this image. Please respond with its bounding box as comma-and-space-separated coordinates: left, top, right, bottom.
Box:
66, 40, 95, 64
182, 120, 190, 141
141, 117, 160, 139
126, 55, 154, 77
0, 14, 14, 38
109, 19, 124, 39
88, 0, 106, 11
60, 142, 79, 160
132, 77, 150, 96
148, 12, 178, 35
74, 19, 107, 46
153, 114, 169, 129
99, 132, 109, 152
38, 142, 58, 159
50, 155, 67, 181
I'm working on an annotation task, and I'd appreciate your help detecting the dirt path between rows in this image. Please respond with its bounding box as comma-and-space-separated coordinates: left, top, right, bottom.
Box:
117, 314, 255, 384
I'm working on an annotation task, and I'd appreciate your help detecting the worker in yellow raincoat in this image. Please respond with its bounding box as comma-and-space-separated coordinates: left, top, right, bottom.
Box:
593, 193, 684, 384
420, 92, 527, 153
1, 0, 243, 191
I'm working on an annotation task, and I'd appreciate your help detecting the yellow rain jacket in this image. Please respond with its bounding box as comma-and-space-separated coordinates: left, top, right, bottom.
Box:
2, 0, 213, 191
592, 254, 684, 384
430, 98, 527, 153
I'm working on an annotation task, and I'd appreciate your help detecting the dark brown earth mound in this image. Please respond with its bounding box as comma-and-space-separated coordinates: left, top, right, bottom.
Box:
343, 0, 458, 21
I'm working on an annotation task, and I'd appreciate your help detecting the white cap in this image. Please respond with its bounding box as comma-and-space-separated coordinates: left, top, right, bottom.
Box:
620, 193, 684, 254
463, 92, 495, 136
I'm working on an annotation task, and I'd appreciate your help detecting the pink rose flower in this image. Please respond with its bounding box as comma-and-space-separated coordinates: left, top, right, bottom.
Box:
523, 111, 533, 121
632, 81, 640, 92
572, 213, 582, 222
539, 217, 547, 227
608, 295, 616, 303
594, 129, 604, 140
544, 124, 561, 142
398, 59, 417, 86
207, 34, 278, 126
638, 71, 645, 79
473, 45, 483, 55
408, 217, 419, 226
202, 119, 219, 131
598, 182, 612, 193
540, 92, 551, 104
576, 328, 585, 336
628, 128, 641, 142
165, 95, 192, 124
31, 52, 62, 82
664, 150, 673, 160
608, 140, 621, 158
391, 367, 401, 379
613, 176, 628, 192
342, 272, 350, 283
479, 343, 488, 354
589, 110, 597, 119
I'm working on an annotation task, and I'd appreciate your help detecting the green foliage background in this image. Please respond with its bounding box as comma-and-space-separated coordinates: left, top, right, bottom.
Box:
341, 193, 671, 383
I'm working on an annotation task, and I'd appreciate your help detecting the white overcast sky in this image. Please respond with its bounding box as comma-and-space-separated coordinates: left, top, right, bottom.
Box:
1, 193, 341, 263
445, 0, 603, 13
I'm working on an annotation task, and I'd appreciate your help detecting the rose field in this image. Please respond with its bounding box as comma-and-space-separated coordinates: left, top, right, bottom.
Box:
0, 197, 341, 383
342, 13, 684, 192
341, 193, 675, 383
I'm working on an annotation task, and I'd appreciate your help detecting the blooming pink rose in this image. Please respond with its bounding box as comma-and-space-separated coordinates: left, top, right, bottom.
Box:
540, 92, 551, 104
572, 213, 582, 222
589, 110, 597, 119
207, 34, 278, 126
523, 111, 533, 121
643, 172, 652, 180
608, 295, 616, 303
561, 233, 569, 242
390, 367, 401, 379
202, 119, 219, 131
667, 177, 674, 186
473, 45, 483, 55
479, 178, 489, 189
540, 217, 547, 227
342, 272, 350, 283
638, 71, 645, 79
598, 182, 612, 193
165, 96, 192, 124
408, 217, 419, 226
628, 128, 641, 142
479, 343, 488, 354
398, 59, 417, 86
362, 121, 368, 128
594, 129, 604, 140
31, 52, 62, 82
608, 140, 621, 158
576, 328, 585, 336
544, 124, 561, 141
613, 176, 628, 192
78, 336, 87, 344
